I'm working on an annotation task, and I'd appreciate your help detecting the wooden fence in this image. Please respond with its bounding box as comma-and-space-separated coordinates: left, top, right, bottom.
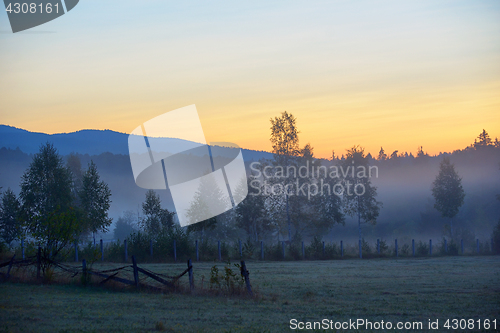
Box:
0, 252, 254, 296
65, 237, 495, 262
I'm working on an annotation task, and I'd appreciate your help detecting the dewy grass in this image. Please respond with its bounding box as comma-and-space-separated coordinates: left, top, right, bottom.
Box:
1, 257, 499, 332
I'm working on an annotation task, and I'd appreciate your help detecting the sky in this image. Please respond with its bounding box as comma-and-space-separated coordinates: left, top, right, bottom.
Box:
0, 0, 499, 159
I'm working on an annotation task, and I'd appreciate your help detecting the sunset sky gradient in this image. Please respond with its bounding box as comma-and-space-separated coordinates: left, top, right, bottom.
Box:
1, 0, 499, 158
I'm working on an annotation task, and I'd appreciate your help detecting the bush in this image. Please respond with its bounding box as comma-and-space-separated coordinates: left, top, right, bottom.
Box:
400, 244, 410, 256
209, 261, 245, 295
305, 237, 323, 260
79, 241, 101, 263
378, 239, 388, 254
362, 239, 372, 255
242, 238, 257, 259
265, 242, 283, 261
416, 240, 429, 256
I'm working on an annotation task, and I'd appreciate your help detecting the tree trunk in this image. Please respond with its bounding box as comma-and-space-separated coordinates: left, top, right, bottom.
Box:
358, 195, 362, 259
286, 193, 292, 242
450, 218, 453, 239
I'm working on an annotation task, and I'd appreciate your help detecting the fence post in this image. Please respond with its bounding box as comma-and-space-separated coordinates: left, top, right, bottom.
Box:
21, 239, 25, 260
341, 241, 343, 257
132, 255, 139, 288
82, 259, 87, 285
239, 239, 242, 258
217, 240, 221, 261
124, 240, 128, 262
187, 259, 194, 291
429, 239, 432, 256
302, 241, 305, 259
260, 240, 264, 260
322, 241, 325, 257
240, 260, 253, 296
395, 239, 398, 257
412, 239, 415, 256
150, 239, 153, 258
174, 239, 177, 262
476, 239, 479, 254
74, 241, 78, 262
461, 239, 464, 254
444, 239, 447, 253
377, 239, 380, 254
100, 239, 104, 262
282, 241, 285, 259
37, 245, 41, 279
359, 239, 362, 259
195, 240, 199, 261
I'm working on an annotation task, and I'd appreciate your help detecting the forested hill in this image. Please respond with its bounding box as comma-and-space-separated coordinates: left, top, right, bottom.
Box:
0, 125, 273, 160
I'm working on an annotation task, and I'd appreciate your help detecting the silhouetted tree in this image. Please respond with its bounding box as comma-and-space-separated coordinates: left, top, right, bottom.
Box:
270, 111, 300, 242
19, 143, 80, 272
0, 188, 21, 247
431, 157, 465, 238
340, 146, 381, 258
67, 154, 83, 206
114, 210, 137, 241
79, 161, 112, 245
377, 147, 387, 161
474, 129, 492, 148
140, 190, 174, 237
186, 174, 227, 242
416, 146, 428, 158
236, 176, 267, 241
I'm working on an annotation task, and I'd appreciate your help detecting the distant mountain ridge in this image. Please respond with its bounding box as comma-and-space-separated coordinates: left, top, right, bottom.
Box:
0, 125, 273, 161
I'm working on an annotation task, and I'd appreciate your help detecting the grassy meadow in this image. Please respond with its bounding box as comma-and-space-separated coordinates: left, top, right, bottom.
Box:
1, 256, 499, 332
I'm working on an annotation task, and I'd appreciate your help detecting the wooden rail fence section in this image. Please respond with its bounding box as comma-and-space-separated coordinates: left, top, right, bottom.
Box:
0, 255, 253, 296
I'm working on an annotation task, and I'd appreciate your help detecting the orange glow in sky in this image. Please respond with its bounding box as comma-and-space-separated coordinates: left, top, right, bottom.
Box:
0, 1, 499, 158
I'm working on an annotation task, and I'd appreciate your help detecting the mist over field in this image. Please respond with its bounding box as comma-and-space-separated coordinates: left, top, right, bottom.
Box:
1, 125, 498, 243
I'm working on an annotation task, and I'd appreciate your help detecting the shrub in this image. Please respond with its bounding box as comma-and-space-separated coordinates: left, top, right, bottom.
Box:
362, 239, 372, 255
378, 239, 388, 254
305, 236, 324, 260
400, 244, 410, 256
209, 261, 244, 295
242, 238, 256, 259
416, 241, 429, 256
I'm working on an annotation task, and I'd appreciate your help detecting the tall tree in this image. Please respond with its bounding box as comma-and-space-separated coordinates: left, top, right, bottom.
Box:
474, 129, 492, 148
416, 146, 428, 158
236, 176, 267, 241
141, 190, 174, 236
0, 188, 21, 247
186, 174, 226, 242
270, 111, 300, 242
377, 147, 387, 161
114, 210, 138, 241
19, 143, 79, 270
79, 161, 112, 245
431, 157, 465, 237
67, 154, 83, 205
341, 146, 381, 258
